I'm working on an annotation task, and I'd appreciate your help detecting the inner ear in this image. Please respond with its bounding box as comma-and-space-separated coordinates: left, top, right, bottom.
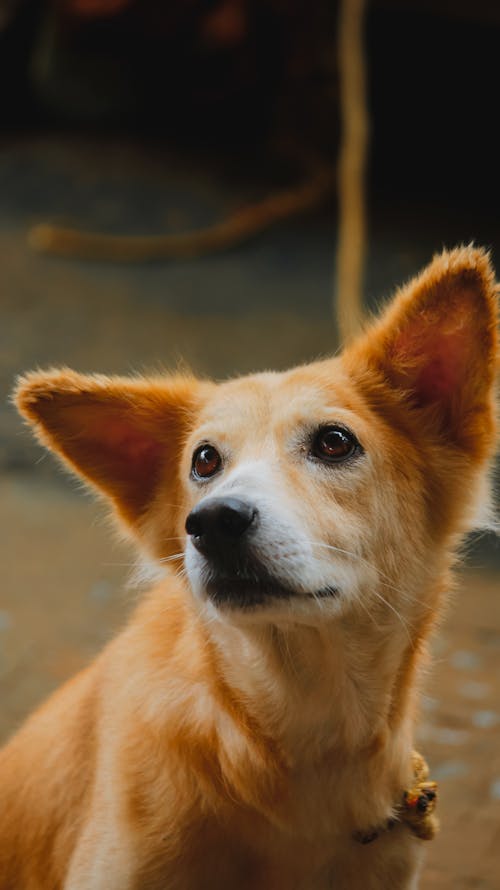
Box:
15, 369, 208, 531
50, 399, 169, 518
343, 247, 498, 451
387, 290, 480, 407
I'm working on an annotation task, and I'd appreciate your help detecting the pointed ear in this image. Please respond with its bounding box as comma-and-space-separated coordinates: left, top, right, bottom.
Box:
14, 368, 209, 539
344, 246, 498, 454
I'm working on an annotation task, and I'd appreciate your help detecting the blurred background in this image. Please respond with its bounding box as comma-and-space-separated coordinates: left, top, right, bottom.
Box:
1, 1, 499, 885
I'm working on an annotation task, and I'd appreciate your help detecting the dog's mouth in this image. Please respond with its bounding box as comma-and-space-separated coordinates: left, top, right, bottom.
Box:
203, 570, 339, 610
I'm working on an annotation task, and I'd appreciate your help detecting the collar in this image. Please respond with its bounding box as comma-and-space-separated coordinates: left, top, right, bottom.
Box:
353, 750, 438, 845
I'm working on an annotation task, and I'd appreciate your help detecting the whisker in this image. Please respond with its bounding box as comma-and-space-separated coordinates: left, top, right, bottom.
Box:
311, 539, 414, 640
352, 588, 384, 631
368, 589, 414, 648
174, 566, 189, 581
309, 589, 327, 615
158, 552, 185, 564
154, 504, 189, 511
306, 540, 395, 586
275, 627, 301, 682
305, 540, 424, 608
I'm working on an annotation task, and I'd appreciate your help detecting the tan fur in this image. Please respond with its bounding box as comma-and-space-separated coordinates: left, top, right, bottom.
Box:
1, 246, 497, 889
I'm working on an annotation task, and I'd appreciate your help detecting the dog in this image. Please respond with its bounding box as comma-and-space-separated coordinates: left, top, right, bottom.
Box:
0, 246, 497, 889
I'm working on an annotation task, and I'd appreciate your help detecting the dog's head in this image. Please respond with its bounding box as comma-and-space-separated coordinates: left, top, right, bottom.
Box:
15, 247, 498, 629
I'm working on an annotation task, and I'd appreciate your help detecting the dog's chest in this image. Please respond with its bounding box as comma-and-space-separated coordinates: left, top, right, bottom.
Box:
143, 816, 420, 890
141, 768, 420, 890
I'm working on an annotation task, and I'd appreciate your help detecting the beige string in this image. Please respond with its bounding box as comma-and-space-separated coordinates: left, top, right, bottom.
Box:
335, 0, 369, 342
28, 2, 369, 317
28, 165, 332, 262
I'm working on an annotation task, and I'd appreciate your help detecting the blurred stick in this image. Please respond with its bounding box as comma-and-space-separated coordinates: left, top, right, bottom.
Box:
28, 166, 332, 263
336, 0, 369, 342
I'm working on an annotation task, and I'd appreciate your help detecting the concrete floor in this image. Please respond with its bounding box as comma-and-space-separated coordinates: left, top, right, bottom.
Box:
1, 133, 500, 887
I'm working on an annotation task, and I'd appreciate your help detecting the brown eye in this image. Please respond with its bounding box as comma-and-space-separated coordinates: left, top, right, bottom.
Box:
192, 444, 222, 480
311, 426, 359, 463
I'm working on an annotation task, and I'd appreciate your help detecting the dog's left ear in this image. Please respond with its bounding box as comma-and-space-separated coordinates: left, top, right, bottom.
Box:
14, 369, 211, 545
344, 246, 498, 455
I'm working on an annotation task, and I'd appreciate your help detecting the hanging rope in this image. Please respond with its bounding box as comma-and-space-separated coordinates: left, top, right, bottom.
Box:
335, 0, 369, 342
28, 0, 367, 315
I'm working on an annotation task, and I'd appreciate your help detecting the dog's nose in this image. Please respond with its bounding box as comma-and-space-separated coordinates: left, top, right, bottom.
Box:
185, 497, 258, 556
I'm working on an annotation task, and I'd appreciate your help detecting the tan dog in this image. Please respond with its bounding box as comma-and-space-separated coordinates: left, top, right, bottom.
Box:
1, 246, 497, 889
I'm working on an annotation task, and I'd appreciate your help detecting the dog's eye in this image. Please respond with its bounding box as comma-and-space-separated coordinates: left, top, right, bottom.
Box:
311, 426, 359, 463
191, 444, 222, 480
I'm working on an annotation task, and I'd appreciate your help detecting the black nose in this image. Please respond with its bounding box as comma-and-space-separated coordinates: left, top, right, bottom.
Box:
185, 497, 258, 556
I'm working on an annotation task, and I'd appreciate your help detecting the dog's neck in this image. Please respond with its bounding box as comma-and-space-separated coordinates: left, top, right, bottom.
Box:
139, 572, 442, 836
192, 585, 431, 835
205, 604, 419, 760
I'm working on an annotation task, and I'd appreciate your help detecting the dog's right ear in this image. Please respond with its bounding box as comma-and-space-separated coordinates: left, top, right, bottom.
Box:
342, 246, 498, 458
14, 368, 211, 546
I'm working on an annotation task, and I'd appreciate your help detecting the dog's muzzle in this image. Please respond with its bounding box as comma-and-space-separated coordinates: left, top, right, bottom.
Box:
185, 496, 270, 607
185, 497, 338, 608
